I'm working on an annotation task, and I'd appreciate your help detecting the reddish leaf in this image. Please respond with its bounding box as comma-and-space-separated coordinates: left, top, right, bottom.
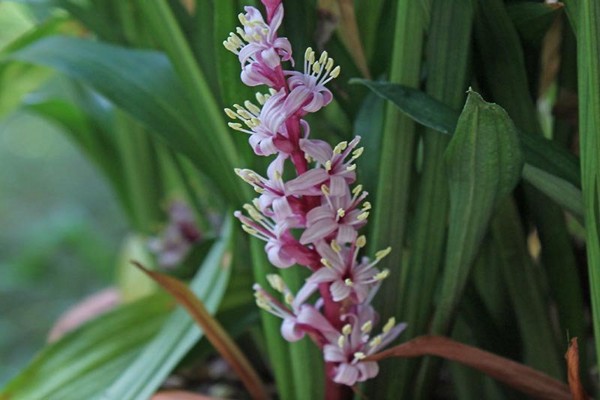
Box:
369, 335, 571, 400
152, 390, 218, 400
565, 338, 590, 400
133, 262, 269, 400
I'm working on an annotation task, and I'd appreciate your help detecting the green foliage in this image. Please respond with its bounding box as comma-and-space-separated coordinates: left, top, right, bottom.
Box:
0, 0, 596, 398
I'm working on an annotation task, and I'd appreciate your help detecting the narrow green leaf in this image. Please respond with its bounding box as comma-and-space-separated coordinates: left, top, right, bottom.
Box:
5, 36, 241, 203
564, 0, 600, 370
135, 263, 269, 400
507, 2, 563, 45
102, 216, 235, 400
430, 90, 524, 334
366, 1, 425, 397
351, 79, 583, 215
0, 294, 171, 400
491, 198, 563, 378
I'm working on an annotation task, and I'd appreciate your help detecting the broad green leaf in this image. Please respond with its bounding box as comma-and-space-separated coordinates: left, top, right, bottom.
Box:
5, 36, 243, 204
0, 294, 172, 400
101, 216, 235, 400
430, 90, 524, 334
351, 79, 583, 216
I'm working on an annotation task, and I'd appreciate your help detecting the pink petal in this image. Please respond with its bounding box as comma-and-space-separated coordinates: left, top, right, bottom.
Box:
323, 344, 346, 362
300, 218, 337, 244
299, 139, 332, 164
330, 280, 352, 301
356, 361, 379, 382
286, 169, 328, 194
336, 224, 357, 244
333, 363, 359, 386
281, 317, 304, 342
307, 267, 339, 284
329, 175, 348, 197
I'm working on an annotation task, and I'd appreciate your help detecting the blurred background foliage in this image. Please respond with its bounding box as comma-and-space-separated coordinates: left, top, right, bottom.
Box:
0, 2, 126, 384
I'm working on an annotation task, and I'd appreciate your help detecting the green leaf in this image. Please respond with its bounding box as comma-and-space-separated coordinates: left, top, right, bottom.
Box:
507, 2, 563, 45
430, 89, 524, 334
101, 215, 235, 400
351, 79, 583, 216
0, 294, 172, 400
5, 36, 242, 203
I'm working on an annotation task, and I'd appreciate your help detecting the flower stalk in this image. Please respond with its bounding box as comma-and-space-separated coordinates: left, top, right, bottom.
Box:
225, 1, 405, 395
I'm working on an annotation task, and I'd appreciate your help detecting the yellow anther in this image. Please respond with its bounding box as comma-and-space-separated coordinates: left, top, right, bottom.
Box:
353, 352, 366, 360
383, 317, 396, 333
308, 50, 315, 64
244, 101, 261, 114
228, 122, 243, 131
334, 141, 348, 154
337, 335, 345, 348
375, 247, 392, 260
256, 92, 266, 104
342, 324, 352, 335
266, 274, 285, 293
356, 235, 367, 248
319, 51, 328, 65
325, 160, 332, 171
238, 13, 248, 25
369, 335, 382, 348
321, 184, 330, 196
241, 225, 258, 236
337, 208, 346, 218
321, 258, 332, 268
304, 47, 313, 61
374, 269, 390, 281
284, 293, 294, 305
224, 108, 238, 119
352, 147, 364, 159
346, 164, 357, 171
362, 202, 372, 211
352, 185, 363, 196
357, 211, 369, 221
325, 58, 334, 71
344, 278, 354, 287
330, 65, 341, 78
361, 321, 373, 333
312, 61, 321, 74
331, 240, 341, 253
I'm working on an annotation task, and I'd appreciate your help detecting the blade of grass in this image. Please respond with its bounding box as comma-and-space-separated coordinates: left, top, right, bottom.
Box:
365, 1, 425, 397
134, 263, 269, 400
138, 0, 248, 204
102, 216, 235, 400
564, 0, 600, 372
396, 1, 473, 395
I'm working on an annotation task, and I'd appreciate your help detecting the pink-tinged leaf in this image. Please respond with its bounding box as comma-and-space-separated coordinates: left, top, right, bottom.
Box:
152, 390, 218, 400
133, 262, 269, 400
369, 335, 571, 400
565, 338, 590, 400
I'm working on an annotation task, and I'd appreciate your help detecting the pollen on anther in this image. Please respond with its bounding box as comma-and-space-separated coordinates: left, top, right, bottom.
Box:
383, 317, 396, 333
342, 324, 352, 336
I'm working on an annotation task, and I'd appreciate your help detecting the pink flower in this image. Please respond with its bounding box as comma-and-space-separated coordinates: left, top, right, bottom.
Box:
308, 239, 391, 303
323, 305, 406, 386
299, 185, 370, 245
284, 48, 340, 115
254, 277, 339, 342
299, 136, 363, 196
223, 5, 291, 88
